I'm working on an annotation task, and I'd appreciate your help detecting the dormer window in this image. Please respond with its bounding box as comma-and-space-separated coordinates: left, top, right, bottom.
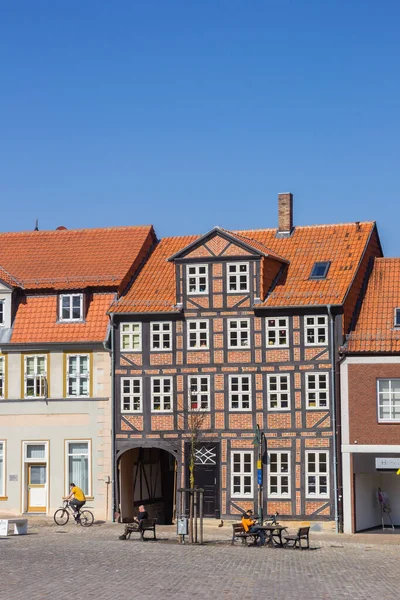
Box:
187, 265, 208, 295
227, 263, 249, 293
310, 262, 330, 280
395, 308, 400, 327
60, 294, 83, 322
0, 301, 3, 326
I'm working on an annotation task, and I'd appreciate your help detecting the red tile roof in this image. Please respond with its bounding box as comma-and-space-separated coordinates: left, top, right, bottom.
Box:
110, 222, 377, 313
0, 226, 155, 291
10, 293, 115, 344
346, 258, 400, 353
0, 266, 22, 288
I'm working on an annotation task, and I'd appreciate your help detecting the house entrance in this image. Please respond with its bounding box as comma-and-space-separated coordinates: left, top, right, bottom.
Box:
186, 443, 220, 519
117, 447, 176, 524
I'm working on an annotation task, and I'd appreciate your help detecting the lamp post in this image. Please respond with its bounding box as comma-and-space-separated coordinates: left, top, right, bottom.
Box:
252, 424, 264, 523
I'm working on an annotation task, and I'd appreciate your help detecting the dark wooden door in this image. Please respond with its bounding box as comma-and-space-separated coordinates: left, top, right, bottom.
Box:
186, 443, 220, 518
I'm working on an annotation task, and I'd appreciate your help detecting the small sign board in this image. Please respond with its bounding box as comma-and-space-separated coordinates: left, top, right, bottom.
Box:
9, 474, 18, 482
375, 458, 400, 470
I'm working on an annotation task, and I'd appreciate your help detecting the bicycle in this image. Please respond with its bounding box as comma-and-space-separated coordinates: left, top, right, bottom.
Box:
263, 511, 279, 526
54, 500, 94, 527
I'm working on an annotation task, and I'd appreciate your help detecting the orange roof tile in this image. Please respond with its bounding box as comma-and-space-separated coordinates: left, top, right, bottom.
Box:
0, 266, 22, 288
10, 293, 115, 344
346, 258, 400, 353
110, 222, 377, 313
0, 226, 155, 290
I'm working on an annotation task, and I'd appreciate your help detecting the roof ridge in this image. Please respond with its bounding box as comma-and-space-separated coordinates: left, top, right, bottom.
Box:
0, 225, 153, 237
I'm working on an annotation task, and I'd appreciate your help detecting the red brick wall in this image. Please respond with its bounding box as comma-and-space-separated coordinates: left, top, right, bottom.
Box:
348, 362, 400, 444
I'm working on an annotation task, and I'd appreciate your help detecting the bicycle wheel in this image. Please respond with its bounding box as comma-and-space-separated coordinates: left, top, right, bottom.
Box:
54, 509, 69, 526
79, 510, 94, 527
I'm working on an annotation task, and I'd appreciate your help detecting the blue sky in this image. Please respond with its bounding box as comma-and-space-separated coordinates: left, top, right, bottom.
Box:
1, 1, 399, 254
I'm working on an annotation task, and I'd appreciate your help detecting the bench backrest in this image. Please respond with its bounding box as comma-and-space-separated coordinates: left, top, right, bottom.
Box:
140, 518, 156, 528
298, 526, 310, 537
232, 523, 245, 534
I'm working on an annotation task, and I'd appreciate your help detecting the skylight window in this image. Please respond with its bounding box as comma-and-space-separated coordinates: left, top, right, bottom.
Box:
310, 262, 330, 280
395, 308, 400, 327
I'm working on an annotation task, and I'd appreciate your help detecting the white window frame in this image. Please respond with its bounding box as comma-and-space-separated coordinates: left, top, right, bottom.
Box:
188, 375, 210, 411
120, 323, 142, 352
395, 308, 400, 328
305, 451, 329, 498
186, 264, 208, 295
187, 320, 209, 350
268, 451, 291, 498
150, 322, 172, 351
377, 379, 400, 422
0, 440, 5, 497
59, 293, 83, 322
65, 440, 92, 497
228, 318, 250, 349
151, 377, 173, 412
0, 300, 4, 326
231, 451, 254, 498
305, 372, 329, 409
0, 356, 4, 399
227, 262, 249, 293
229, 375, 252, 411
66, 354, 90, 398
24, 355, 47, 399
267, 374, 291, 411
121, 378, 143, 413
304, 315, 328, 346
266, 317, 289, 347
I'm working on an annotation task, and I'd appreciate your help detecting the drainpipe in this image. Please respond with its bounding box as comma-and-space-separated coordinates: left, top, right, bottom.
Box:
110, 313, 116, 522
327, 305, 339, 534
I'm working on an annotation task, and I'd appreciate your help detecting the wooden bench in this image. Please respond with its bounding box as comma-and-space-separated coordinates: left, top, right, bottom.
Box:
283, 526, 310, 549
231, 523, 260, 546
0, 518, 28, 537
121, 518, 157, 541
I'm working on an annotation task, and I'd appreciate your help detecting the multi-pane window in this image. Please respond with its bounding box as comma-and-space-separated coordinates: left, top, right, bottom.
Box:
266, 317, 289, 347
67, 355, 90, 397
395, 309, 400, 327
66, 441, 91, 496
227, 263, 249, 293
0, 441, 4, 497
60, 294, 83, 321
121, 378, 142, 412
151, 322, 172, 351
231, 451, 253, 497
24, 355, 47, 398
229, 375, 251, 410
187, 265, 208, 294
187, 320, 209, 349
268, 452, 290, 497
377, 379, 400, 422
267, 374, 290, 410
0, 301, 4, 326
188, 376, 210, 411
151, 377, 173, 412
0, 357, 4, 399
306, 451, 329, 498
306, 373, 329, 409
228, 319, 250, 349
121, 323, 142, 351
304, 315, 328, 345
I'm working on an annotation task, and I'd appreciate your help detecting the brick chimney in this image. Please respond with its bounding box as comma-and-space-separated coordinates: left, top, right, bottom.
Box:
277, 192, 293, 235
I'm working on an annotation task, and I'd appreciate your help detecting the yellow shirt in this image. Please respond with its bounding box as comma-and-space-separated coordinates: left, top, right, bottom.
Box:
241, 516, 254, 532
71, 486, 86, 502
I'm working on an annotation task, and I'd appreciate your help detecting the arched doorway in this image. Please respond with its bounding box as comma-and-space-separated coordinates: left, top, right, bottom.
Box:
117, 446, 177, 525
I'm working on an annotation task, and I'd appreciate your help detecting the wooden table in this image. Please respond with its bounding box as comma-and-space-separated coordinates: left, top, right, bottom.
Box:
258, 524, 287, 547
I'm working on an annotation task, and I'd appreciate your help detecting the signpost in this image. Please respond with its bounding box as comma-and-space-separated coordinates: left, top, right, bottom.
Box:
252, 424, 264, 523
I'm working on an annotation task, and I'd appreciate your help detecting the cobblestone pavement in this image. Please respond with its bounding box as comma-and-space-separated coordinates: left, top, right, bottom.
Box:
0, 521, 399, 600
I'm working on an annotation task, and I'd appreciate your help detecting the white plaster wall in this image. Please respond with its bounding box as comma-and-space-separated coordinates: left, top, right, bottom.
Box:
0, 283, 13, 329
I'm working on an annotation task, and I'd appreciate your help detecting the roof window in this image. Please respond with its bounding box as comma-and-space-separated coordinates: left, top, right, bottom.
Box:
395, 308, 400, 327
310, 261, 330, 280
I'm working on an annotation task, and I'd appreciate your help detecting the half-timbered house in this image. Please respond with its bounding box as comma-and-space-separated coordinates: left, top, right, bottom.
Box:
109, 194, 382, 527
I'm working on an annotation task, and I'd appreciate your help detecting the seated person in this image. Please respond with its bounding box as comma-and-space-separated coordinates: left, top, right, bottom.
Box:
65, 483, 86, 522
241, 509, 266, 547
119, 505, 149, 540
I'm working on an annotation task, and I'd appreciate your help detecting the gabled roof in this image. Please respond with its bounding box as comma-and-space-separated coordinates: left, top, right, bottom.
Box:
0, 225, 155, 291
346, 258, 400, 353
110, 221, 377, 314
9, 293, 115, 344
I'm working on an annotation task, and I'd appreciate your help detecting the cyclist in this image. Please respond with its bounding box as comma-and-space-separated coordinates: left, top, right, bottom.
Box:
65, 482, 86, 522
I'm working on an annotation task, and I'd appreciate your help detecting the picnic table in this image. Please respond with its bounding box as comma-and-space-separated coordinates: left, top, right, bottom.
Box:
258, 524, 288, 547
